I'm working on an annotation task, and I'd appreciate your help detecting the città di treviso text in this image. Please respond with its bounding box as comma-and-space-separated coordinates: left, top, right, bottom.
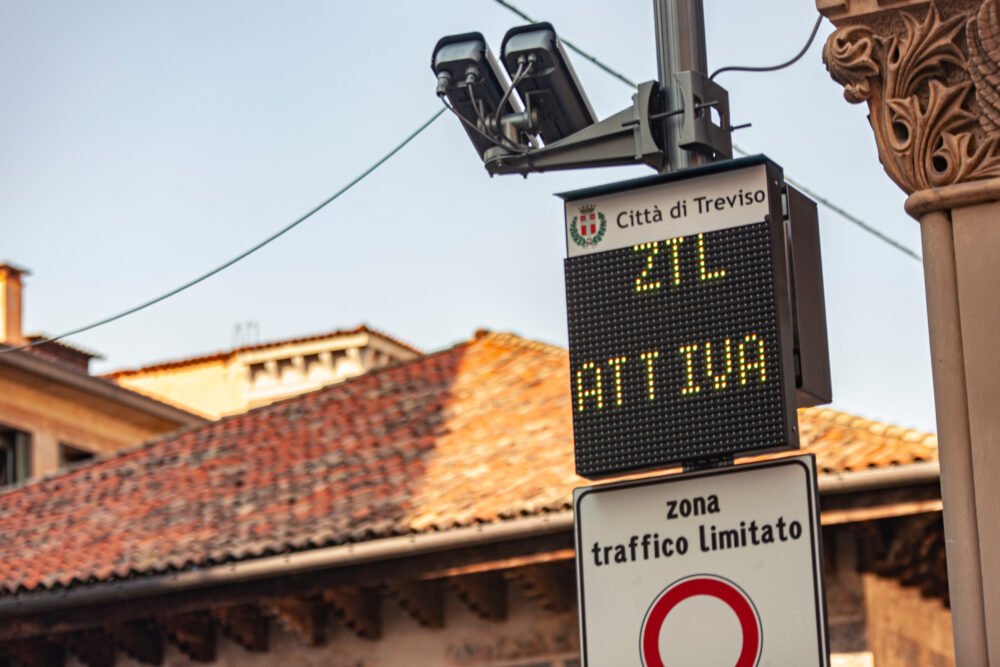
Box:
589, 494, 804, 567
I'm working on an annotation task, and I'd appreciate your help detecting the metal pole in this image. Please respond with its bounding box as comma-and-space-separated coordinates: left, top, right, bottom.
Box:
653, 0, 708, 172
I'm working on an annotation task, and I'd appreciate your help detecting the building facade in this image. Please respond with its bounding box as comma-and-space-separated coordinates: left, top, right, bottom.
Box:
0, 263, 205, 484
106, 326, 421, 419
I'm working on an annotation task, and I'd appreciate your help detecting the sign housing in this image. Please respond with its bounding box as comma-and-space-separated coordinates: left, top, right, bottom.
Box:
560, 156, 798, 478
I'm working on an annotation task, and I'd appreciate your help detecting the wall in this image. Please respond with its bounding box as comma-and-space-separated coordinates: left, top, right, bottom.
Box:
863, 573, 955, 666
0, 365, 185, 478
825, 529, 867, 653
92, 585, 581, 667
65, 566, 926, 666
112, 359, 238, 420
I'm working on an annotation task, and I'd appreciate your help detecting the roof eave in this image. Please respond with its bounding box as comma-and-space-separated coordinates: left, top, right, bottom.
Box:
817, 459, 940, 495
0, 461, 941, 620
0, 348, 207, 427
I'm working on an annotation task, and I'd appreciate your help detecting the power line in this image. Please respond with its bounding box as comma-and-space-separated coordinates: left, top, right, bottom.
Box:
710, 15, 823, 80
0, 108, 447, 356
728, 145, 920, 261
4, 6, 917, 359
490, 0, 921, 263
785, 175, 923, 262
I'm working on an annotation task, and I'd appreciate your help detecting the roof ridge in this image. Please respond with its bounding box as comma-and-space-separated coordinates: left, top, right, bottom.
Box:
473, 329, 568, 357
23, 334, 104, 360
799, 405, 937, 446
354, 322, 423, 357
104, 324, 421, 377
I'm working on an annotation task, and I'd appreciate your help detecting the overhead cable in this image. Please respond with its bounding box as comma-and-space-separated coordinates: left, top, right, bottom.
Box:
782, 175, 923, 262
0, 108, 447, 356
491, 0, 639, 89
709, 15, 824, 80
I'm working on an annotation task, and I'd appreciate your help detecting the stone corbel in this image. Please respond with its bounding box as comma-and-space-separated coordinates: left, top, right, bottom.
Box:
820, 0, 1000, 205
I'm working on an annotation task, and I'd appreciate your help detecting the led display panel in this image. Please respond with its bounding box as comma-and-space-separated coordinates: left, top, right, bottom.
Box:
561, 157, 798, 478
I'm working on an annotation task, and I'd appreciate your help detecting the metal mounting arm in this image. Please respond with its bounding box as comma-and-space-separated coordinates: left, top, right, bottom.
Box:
673, 71, 732, 159
484, 81, 666, 176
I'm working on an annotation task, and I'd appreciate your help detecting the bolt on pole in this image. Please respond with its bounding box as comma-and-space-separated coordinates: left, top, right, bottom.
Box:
653, 0, 709, 172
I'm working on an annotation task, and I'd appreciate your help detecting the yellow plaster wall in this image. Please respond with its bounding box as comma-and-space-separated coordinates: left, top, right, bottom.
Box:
0, 366, 185, 479
113, 360, 243, 420
111, 333, 420, 420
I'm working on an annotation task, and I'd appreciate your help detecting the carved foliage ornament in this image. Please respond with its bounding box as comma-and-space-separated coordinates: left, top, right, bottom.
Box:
824, 2, 1000, 193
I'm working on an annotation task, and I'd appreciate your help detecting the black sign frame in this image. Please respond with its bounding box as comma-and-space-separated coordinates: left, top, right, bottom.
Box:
560, 156, 798, 479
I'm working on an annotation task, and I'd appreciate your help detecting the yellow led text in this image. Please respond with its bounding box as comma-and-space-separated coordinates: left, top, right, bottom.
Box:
697, 233, 726, 281
572, 334, 767, 412
640, 351, 660, 400
704, 339, 733, 390
738, 334, 767, 384
633, 244, 661, 292
576, 362, 603, 411
631, 234, 726, 292
665, 238, 683, 286
608, 356, 628, 405
678, 344, 700, 395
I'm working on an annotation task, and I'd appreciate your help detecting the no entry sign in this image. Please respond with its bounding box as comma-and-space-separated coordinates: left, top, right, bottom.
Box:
573, 455, 829, 666
641, 575, 762, 667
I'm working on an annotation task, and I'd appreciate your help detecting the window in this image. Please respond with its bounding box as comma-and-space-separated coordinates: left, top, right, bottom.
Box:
59, 443, 95, 468
0, 426, 31, 487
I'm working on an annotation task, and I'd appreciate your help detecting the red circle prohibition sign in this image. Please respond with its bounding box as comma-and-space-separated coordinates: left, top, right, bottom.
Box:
641, 575, 761, 667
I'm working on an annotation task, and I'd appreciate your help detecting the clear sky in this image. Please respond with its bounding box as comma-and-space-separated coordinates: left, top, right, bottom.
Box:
0, 1, 935, 432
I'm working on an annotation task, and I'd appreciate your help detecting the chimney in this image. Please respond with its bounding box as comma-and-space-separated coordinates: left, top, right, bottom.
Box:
0, 263, 30, 346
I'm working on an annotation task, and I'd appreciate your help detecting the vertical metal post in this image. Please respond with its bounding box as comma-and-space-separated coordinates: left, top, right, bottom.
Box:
653, 0, 709, 172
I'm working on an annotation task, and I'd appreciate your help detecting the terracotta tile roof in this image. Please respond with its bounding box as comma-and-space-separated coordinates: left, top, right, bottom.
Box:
797, 406, 937, 473
0, 331, 937, 595
23, 335, 104, 361
103, 324, 421, 377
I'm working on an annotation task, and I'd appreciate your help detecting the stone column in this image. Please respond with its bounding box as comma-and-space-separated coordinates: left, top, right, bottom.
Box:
820, 1, 1000, 664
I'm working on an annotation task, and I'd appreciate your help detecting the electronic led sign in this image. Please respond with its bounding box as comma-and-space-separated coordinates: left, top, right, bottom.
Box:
561, 157, 798, 478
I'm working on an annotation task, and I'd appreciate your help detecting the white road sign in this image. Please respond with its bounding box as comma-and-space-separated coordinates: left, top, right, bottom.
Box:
574, 455, 829, 666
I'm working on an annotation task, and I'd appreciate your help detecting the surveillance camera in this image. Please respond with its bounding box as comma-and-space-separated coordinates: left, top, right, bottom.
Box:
501, 23, 596, 145
432, 32, 526, 159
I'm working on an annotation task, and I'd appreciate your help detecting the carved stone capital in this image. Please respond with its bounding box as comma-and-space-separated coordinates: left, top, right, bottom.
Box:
820, 0, 1000, 194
